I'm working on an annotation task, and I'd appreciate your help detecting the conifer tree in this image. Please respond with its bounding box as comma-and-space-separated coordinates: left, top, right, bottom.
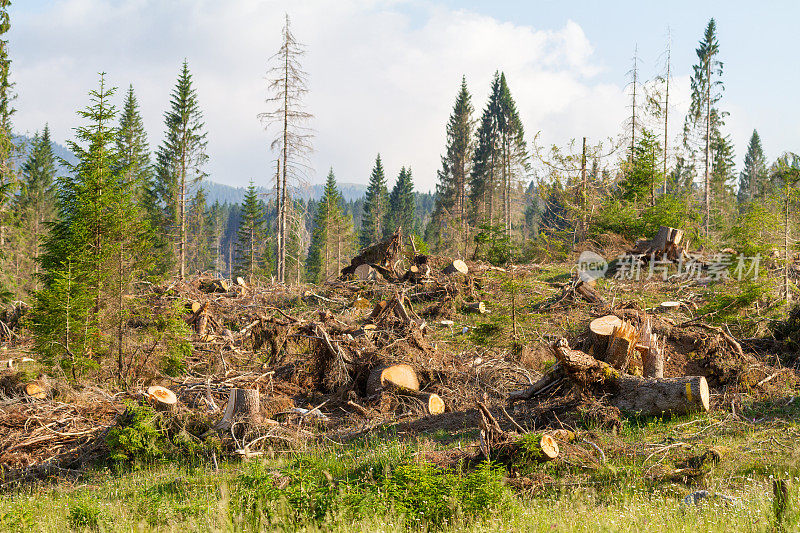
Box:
431, 76, 474, 254
33, 74, 152, 378
738, 130, 768, 204
686, 18, 725, 237
234, 182, 269, 283
620, 129, 662, 205
385, 166, 415, 235
116, 85, 151, 205
470, 73, 501, 228
0, 0, 15, 297
496, 73, 529, 236
151, 60, 208, 279
186, 187, 214, 274
360, 154, 389, 246
16, 125, 57, 295
307, 168, 353, 282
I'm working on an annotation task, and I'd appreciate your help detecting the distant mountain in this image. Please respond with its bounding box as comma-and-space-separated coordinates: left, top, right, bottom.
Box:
13, 134, 77, 173
200, 180, 368, 205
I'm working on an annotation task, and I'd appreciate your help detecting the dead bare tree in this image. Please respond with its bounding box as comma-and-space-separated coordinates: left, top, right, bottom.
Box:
259, 14, 314, 284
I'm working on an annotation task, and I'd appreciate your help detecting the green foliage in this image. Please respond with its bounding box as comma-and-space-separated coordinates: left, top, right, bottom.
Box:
725, 199, 781, 256
385, 166, 416, 235
620, 129, 662, 204
106, 401, 219, 466
153, 302, 192, 376
68, 502, 102, 530
697, 281, 772, 323
234, 181, 271, 282
307, 168, 354, 283
473, 223, 515, 266
592, 198, 643, 240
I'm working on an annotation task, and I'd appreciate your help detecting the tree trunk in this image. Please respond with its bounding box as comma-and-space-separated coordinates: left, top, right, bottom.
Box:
704, 61, 711, 238
607, 320, 640, 371
465, 301, 487, 314
588, 315, 623, 361
443, 259, 468, 275
552, 338, 709, 416
366, 363, 420, 396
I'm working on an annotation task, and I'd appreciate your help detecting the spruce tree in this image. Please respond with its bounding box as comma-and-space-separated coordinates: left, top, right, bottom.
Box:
116, 85, 151, 205
738, 130, 768, 204
307, 168, 353, 282
151, 60, 208, 279
496, 73, 529, 236
360, 154, 389, 246
186, 187, 214, 274
234, 182, 269, 283
431, 76, 474, 254
0, 0, 15, 296
385, 166, 415, 235
470, 73, 502, 228
16, 125, 57, 295
33, 74, 152, 378
620, 129, 662, 205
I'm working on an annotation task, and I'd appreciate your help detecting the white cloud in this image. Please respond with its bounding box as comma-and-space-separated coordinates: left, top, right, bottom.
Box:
11, 0, 632, 191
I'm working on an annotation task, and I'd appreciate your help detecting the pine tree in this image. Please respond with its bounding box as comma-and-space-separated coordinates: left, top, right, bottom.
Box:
307, 168, 353, 283
234, 182, 269, 283
0, 0, 15, 297
738, 130, 768, 204
116, 85, 151, 206
686, 18, 725, 237
360, 154, 389, 246
430, 76, 474, 254
33, 74, 152, 378
385, 166, 415, 235
15, 125, 57, 296
151, 60, 208, 279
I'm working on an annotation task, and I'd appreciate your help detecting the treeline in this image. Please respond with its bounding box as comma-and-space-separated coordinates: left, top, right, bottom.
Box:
426, 19, 800, 268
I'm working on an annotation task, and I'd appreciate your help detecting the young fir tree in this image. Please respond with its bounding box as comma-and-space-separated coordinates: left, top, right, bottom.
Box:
360, 154, 389, 246
186, 187, 214, 274
234, 182, 269, 283
496, 73, 529, 236
620, 129, 663, 205
116, 85, 151, 206
430, 76, 474, 254
151, 60, 208, 279
738, 130, 769, 204
33, 75, 152, 379
16, 125, 57, 296
385, 166, 415, 235
307, 168, 354, 283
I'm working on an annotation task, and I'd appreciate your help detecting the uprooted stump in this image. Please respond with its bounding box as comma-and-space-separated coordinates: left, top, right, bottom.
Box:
341, 228, 403, 279
553, 338, 710, 417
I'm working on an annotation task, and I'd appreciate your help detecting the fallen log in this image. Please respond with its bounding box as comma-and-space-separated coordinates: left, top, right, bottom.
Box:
552, 338, 709, 417
443, 259, 469, 275
507, 364, 563, 403
574, 279, 606, 305
146, 385, 178, 411
25, 382, 47, 400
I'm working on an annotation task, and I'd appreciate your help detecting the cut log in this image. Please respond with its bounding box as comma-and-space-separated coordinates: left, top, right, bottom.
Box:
443, 259, 469, 275
25, 382, 47, 400
421, 392, 445, 415
508, 364, 563, 403
552, 338, 710, 417
607, 320, 640, 371
216, 388, 261, 430
236, 276, 248, 287
146, 385, 178, 411
199, 278, 229, 293
574, 279, 606, 305
366, 363, 420, 396
354, 263, 377, 281
190, 300, 202, 314
403, 263, 431, 283
465, 301, 487, 314
659, 301, 681, 311
588, 315, 623, 361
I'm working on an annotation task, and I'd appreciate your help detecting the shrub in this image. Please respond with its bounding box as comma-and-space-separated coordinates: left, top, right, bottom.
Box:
68, 502, 102, 530
725, 199, 782, 257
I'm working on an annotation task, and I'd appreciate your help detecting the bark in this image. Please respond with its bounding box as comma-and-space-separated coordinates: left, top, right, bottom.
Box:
465, 301, 487, 314
443, 259, 469, 275
588, 315, 623, 361
216, 388, 261, 429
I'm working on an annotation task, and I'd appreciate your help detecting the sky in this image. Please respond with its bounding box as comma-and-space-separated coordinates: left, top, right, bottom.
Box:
9, 0, 800, 192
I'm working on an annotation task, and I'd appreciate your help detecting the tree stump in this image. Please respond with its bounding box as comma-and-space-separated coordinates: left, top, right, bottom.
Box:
639, 318, 664, 378
588, 315, 623, 360
216, 388, 261, 430
25, 382, 47, 400
607, 320, 640, 371
443, 259, 468, 275
146, 385, 178, 411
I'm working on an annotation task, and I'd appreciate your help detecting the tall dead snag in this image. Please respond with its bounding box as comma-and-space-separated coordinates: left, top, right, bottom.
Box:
552, 338, 709, 417
259, 14, 314, 284
341, 228, 403, 279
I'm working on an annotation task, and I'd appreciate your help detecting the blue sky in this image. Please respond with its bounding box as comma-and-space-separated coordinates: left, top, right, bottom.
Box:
9, 0, 798, 192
